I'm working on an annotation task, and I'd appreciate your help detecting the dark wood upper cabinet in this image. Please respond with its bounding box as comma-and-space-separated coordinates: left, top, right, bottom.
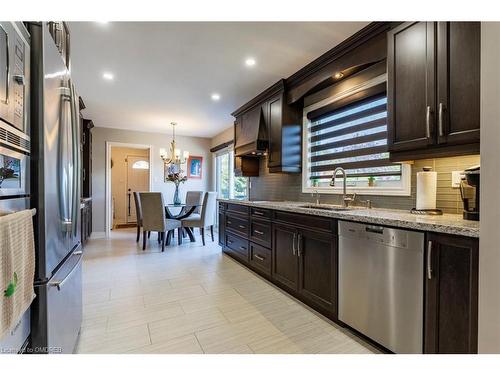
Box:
424, 232, 479, 354
387, 22, 435, 152
436, 22, 481, 146
388, 22, 480, 161
265, 91, 302, 173
232, 80, 302, 174
297, 228, 337, 315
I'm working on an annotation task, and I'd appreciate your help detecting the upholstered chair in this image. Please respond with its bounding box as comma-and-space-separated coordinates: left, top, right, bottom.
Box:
181, 192, 216, 246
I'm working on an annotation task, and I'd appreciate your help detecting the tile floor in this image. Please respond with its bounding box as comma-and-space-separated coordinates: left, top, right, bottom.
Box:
75, 228, 378, 354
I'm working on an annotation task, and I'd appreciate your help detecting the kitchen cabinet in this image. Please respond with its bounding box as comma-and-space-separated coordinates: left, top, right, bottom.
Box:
265, 91, 302, 173
218, 210, 225, 246
231, 80, 302, 174
272, 223, 299, 290
387, 22, 480, 161
436, 22, 480, 146
81, 198, 92, 246
424, 232, 479, 354
297, 228, 337, 313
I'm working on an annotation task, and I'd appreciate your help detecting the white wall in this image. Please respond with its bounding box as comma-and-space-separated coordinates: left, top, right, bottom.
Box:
92, 127, 212, 233
478, 22, 500, 353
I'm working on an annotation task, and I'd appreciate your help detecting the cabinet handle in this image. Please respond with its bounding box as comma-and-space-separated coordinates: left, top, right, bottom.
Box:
254, 230, 264, 235
253, 211, 264, 216
427, 240, 433, 280
239, 246, 246, 251
297, 234, 302, 257
227, 220, 232, 224
426, 106, 431, 139
238, 225, 246, 229
292, 233, 297, 256
438, 102, 444, 137
254, 254, 265, 261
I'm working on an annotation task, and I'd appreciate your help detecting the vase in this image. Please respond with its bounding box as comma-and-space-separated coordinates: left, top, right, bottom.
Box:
173, 183, 181, 205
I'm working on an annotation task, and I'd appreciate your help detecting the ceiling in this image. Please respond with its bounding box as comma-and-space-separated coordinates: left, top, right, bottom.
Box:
69, 22, 368, 138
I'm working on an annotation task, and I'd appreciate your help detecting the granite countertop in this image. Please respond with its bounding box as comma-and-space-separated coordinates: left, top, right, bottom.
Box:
218, 199, 480, 238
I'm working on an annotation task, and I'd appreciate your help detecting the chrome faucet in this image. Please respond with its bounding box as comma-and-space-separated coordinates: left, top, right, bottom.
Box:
312, 189, 320, 205
330, 167, 356, 207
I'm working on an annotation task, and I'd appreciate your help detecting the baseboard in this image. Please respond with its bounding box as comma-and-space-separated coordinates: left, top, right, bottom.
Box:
90, 231, 105, 239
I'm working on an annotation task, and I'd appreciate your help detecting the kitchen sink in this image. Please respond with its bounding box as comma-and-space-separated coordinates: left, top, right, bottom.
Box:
298, 204, 352, 211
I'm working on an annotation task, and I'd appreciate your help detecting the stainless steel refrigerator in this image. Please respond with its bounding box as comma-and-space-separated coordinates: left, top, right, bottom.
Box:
28, 22, 82, 354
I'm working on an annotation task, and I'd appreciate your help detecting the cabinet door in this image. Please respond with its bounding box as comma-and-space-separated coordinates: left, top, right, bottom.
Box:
267, 94, 282, 168
388, 22, 436, 151
218, 211, 225, 246
436, 22, 480, 146
272, 223, 298, 290
297, 228, 337, 315
424, 233, 479, 353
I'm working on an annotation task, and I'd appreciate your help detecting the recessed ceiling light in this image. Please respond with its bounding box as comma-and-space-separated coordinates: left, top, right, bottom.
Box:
102, 72, 114, 81
245, 58, 256, 67
211, 93, 221, 101
334, 71, 344, 79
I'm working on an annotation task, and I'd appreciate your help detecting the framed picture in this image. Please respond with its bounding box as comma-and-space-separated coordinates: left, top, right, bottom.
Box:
187, 156, 203, 179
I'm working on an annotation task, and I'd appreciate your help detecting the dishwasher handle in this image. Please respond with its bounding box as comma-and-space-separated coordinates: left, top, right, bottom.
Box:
365, 225, 384, 234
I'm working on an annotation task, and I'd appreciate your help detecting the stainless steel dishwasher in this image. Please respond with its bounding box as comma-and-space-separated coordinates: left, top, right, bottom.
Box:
338, 221, 424, 354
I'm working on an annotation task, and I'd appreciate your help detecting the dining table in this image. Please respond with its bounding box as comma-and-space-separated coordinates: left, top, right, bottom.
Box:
164, 203, 200, 243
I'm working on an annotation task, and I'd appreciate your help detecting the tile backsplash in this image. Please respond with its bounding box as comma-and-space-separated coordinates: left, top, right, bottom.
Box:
249, 155, 480, 214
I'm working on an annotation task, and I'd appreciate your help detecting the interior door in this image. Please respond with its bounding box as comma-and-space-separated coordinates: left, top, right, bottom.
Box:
126, 155, 149, 223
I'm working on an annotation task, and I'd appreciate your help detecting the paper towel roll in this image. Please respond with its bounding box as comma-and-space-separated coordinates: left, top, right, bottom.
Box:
416, 167, 437, 210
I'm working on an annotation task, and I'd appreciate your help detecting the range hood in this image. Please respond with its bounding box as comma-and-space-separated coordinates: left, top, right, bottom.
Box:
234, 104, 268, 157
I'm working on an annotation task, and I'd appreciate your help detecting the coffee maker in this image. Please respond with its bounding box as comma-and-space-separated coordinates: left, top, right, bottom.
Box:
460, 165, 480, 221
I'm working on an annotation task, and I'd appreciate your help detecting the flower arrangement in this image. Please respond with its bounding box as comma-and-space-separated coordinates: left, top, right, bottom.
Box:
368, 176, 376, 187
164, 163, 187, 205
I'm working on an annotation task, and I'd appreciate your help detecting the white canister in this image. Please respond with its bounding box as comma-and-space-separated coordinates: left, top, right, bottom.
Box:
416, 167, 437, 210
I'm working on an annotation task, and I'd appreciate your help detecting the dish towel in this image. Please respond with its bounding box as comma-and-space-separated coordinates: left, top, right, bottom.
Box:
0, 209, 36, 340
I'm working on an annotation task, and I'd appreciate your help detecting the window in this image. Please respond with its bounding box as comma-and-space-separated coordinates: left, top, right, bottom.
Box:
215, 148, 248, 200
131, 160, 149, 169
302, 76, 410, 196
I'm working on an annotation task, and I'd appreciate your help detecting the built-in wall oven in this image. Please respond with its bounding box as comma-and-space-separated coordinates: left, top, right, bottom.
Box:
0, 21, 31, 354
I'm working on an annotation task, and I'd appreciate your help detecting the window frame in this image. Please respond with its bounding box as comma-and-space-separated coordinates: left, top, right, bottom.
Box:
301, 74, 411, 196
214, 146, 249, 200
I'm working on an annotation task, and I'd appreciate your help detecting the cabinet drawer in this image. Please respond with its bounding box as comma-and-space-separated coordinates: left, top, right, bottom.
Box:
250, 220, 272, 247
227, 203, 249, 215
225, 213, 249, 238
251, 207, 272, 220
225, 233, 249, 262
249, 243, 271, 276
274, 210, 336, 233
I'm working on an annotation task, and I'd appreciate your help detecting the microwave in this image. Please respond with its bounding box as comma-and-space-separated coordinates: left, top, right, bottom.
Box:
0, 22, 30, 136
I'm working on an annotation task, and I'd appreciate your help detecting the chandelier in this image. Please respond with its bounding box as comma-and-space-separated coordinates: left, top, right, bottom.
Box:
160, 122, 189, 166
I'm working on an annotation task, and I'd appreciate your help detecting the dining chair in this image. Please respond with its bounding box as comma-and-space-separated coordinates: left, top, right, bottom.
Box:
139, 192, 181, 251
133, 191, 143, 243
181, 191, 216, 246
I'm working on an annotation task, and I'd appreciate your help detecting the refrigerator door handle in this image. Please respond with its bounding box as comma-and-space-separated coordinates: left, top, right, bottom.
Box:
69, 81, 80, 237
59, 80, 73, 233
48, 249, 83, 291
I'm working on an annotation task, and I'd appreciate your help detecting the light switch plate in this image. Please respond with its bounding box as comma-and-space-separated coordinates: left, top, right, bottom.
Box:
452, 171, 464, 188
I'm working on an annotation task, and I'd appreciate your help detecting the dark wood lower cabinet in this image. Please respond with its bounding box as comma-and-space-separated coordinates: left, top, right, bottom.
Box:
80, 198, 92, 246
297, 228, 337, 315
424, 232, 479, 354
272, 223, 299, 291
218, 201, 478, 354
